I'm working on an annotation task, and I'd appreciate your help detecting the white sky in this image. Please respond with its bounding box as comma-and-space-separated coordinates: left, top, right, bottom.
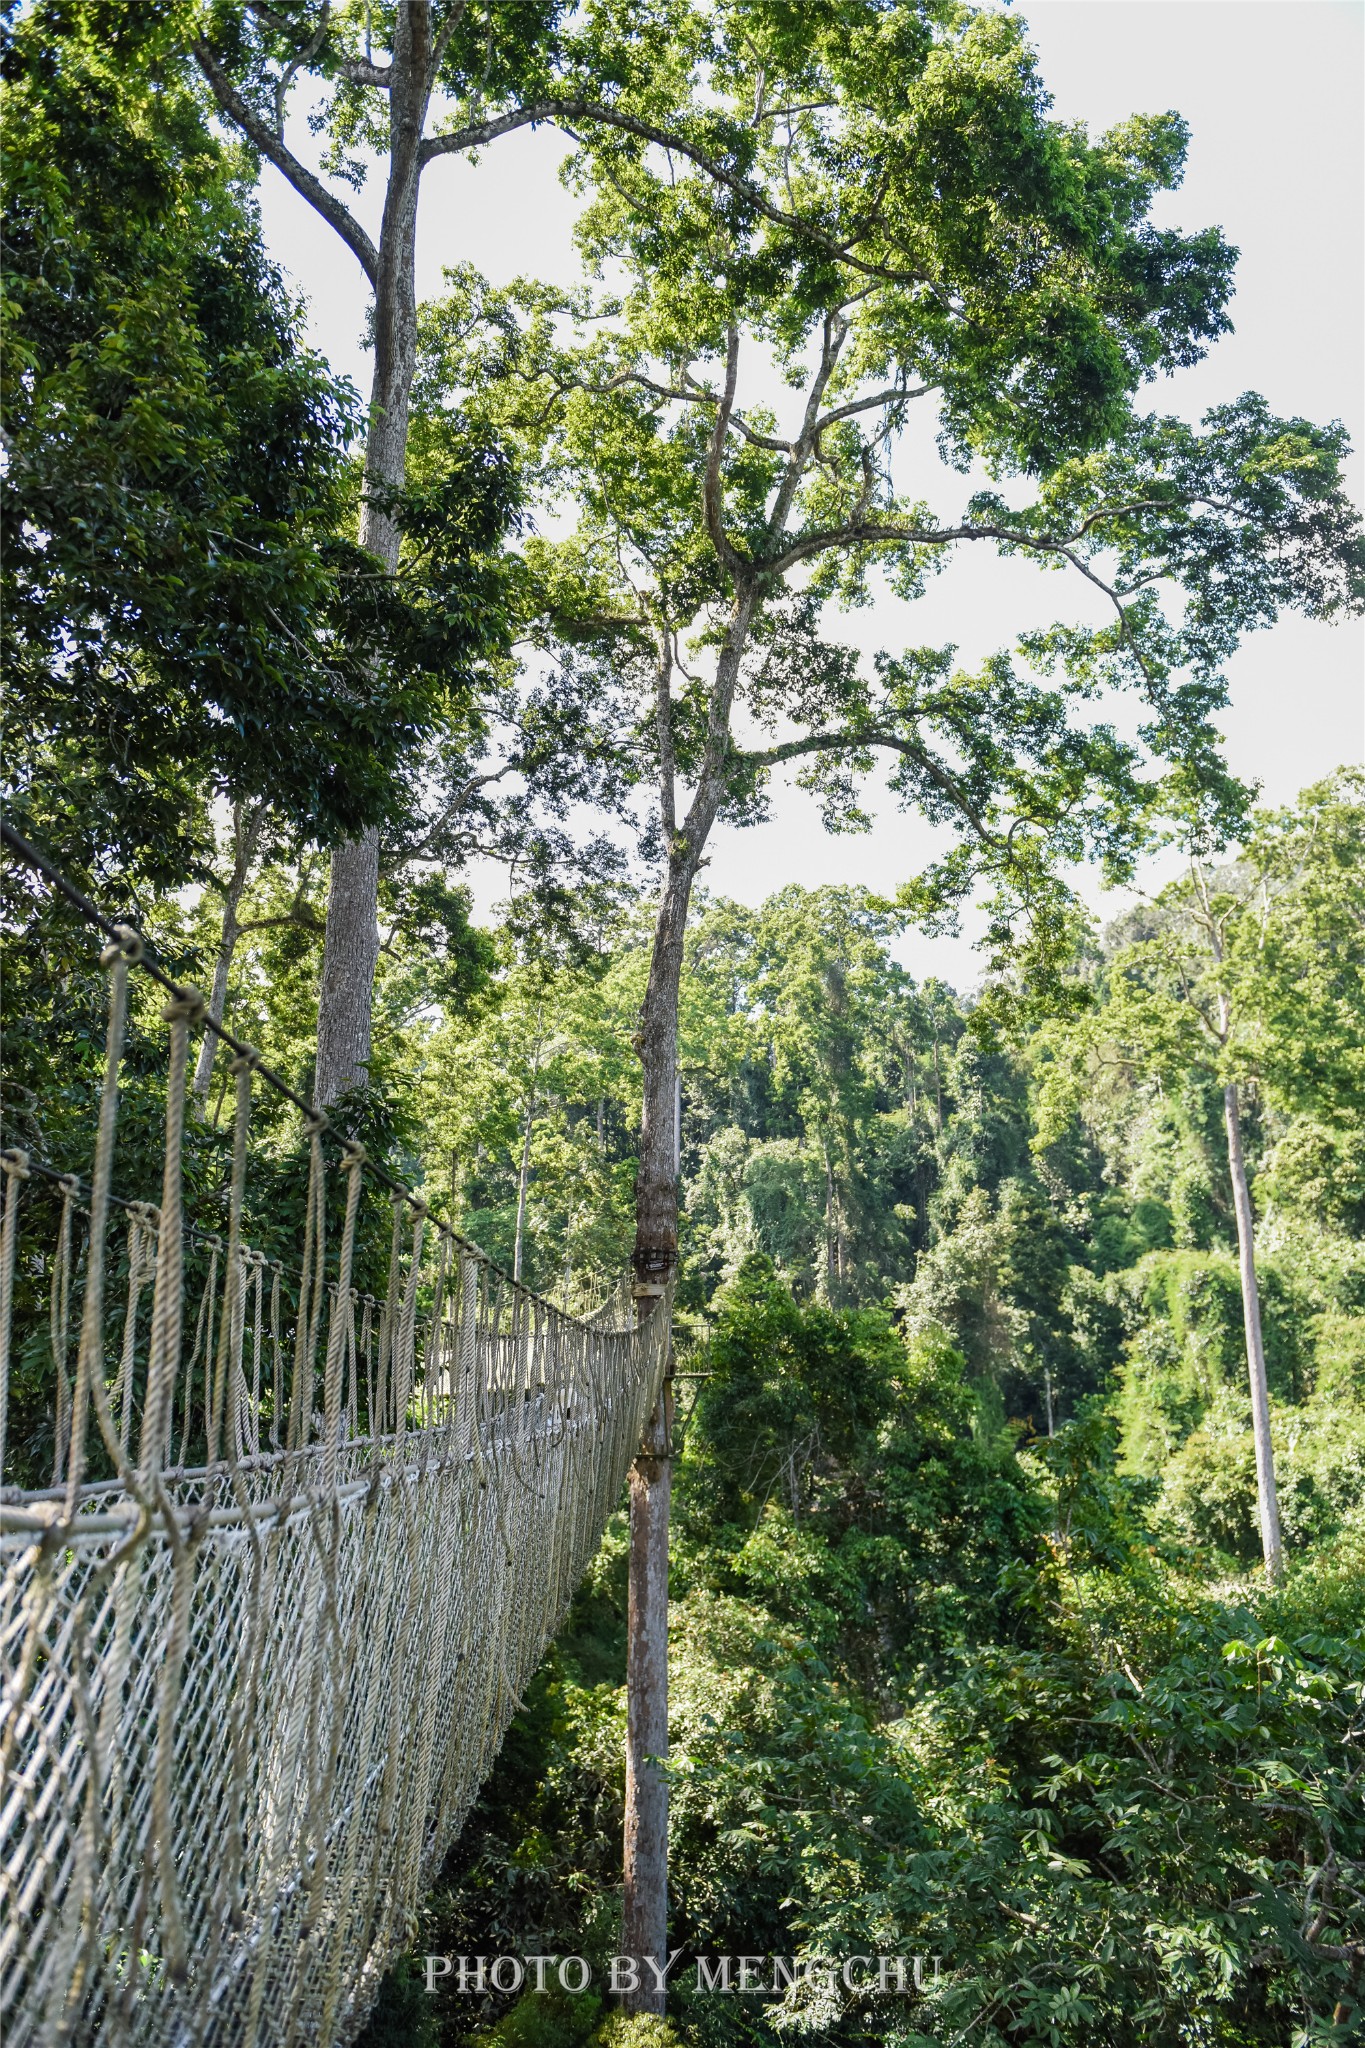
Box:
256, 0, 1365, 986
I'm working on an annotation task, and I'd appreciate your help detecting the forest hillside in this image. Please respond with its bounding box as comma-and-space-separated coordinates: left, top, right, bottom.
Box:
334, 775, 1364, 2045
3, 3, 1362, 2045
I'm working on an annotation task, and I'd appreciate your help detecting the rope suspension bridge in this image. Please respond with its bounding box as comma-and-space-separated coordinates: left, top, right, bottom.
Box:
0, 829, 672, 2047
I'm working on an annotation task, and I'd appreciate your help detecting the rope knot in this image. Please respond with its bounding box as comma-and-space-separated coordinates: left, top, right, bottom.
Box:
305, 1109, 331, 1136
162, 985, 206, 1026
228, 1047, 262, 1076
0, 1148, 30, 1181
340, 1142, 367, 1172
99, 923, 144, 968
57, 1173, 82, 1200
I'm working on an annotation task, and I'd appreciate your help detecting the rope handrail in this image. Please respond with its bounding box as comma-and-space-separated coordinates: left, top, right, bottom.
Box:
1, 818, 606, 1332
0, 824, 670, 2048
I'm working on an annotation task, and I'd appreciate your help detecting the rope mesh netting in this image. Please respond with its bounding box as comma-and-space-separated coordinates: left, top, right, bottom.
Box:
0, 857, 670, 2047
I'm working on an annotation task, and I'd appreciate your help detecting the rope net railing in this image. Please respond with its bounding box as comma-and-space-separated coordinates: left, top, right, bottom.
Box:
0, 832, 671, 2048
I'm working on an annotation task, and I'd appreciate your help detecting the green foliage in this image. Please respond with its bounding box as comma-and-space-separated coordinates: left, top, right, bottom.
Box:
9, 4, 1365, 2033
416, 1261, 1365, 2046
473, 1987, 604, 2048
359, 1954, 441, 2048
2, 5, 523, 890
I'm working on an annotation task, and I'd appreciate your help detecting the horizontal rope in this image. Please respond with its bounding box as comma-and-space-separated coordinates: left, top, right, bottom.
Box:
1, 826, 670, 2048
1, 820, 609, 1332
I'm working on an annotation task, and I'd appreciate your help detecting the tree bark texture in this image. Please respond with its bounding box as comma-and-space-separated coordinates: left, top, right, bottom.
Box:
632, 855, 695, 1288
314, 830, 384, 1106
621, 856, 692, 2010
621, 1379, 672, 2013
313, 7, 430, 1106
621, 594, 752, 2010
1223, 1081, 1284, 1583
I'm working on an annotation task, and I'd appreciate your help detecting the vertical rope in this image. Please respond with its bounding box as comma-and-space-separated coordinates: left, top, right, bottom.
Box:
361, 1295, 374, 1436
0, 1146, 30, 1483
249, 1253, 265, 1456
288, 1116, 327, 1455
269, 1263, 283, 1450
376, 1196, 404, 1435
391, 1204, 427, 1442
346, 1288, 359, 1441
138, 988, 203, 1479
322, 1144, 365, 1491
50, 1176, 78, 1484
176, 1248, 216, 1470
422, 1233, 451, 1430
210, 1052, 257, 1467
64, 929, 137, 1510
109, 1206, 154, 1455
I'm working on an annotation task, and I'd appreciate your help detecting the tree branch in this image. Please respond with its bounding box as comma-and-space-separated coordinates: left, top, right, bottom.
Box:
244, 0, 393, 83
812, 384, 933, 434
702, 327, 747, 577
417, 101, 930, 290
429, 0, 471, 83
765, 311, 848, 545
195, 41, 380, 286
736, 724, 999, 849
655, 629, 678, 843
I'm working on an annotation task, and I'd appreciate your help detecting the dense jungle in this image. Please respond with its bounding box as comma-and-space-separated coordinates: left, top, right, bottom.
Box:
3, 1, 1363, 2044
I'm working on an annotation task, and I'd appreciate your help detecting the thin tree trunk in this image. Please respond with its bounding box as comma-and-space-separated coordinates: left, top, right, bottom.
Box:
931, 1028, 944, 1135
1223, 1080, 1284, 1584
511, 1020, 544, 1284
314, 11, 429, 1106
622, 847, 694, 2014
632, 856, 694, 1291
622, 1372, 671, 2014
622, 600, 752, 2013
512, 1103, 533, 1283
822, 1142, 837, 1303
192, 801, 266, 1108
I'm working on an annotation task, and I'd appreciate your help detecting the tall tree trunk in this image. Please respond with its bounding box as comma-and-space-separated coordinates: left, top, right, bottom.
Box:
931, 1027, 944, 1135
621, 849, 693, 2013
622, 592, 752, 2011
314, 12, 429, 1106
1223, 1081, 1284, 1584
192, 801, 266, 1108
633, 856, 694, 1291
622, 1372, 671, 2014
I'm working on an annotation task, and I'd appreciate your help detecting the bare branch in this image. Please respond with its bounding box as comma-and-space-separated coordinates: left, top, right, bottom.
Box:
272, 1, 335, 130
812, 383, 933, 433
737, 724, 1000, 848
656, 629, 678, 842
195, 41, 380, 286
765, 311, 849, 543
610, 368, 793, 453
395, 762, 519, 863
429, 0, 470, 84
702, 328, 747, 577
333, 51, 393, 88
